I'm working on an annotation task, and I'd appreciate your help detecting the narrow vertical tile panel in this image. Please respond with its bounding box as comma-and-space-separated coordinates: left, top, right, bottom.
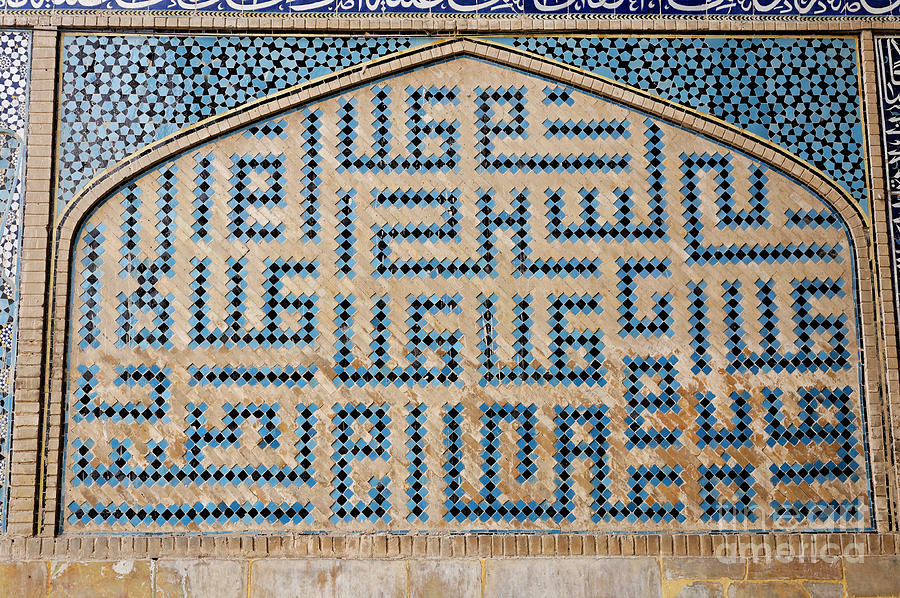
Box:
0, 31, 30, 533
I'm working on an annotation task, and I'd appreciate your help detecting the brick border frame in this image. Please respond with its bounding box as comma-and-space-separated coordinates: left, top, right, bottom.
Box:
860, 31, 900, 535
24, 37, 890, 549
7, 27, 57, 537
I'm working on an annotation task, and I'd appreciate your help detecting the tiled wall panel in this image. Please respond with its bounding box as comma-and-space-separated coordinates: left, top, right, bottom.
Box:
53, 39, 877, 535
0, 22, 888, 549
56, 36, 869, 213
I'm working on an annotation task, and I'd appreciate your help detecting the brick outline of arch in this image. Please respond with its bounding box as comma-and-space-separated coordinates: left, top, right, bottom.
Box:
35, 38, 892, 542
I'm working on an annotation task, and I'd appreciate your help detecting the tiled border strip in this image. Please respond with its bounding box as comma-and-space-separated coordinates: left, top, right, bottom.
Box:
7, 27, 55, 538
0, 14, 897, 32
0, 532, 898, 561
36, 37, 886, 539
862, 31, 900, 533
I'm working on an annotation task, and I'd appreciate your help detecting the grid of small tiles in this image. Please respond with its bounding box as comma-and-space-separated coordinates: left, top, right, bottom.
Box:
57, 36, 867, 218
0, 31, 29, 533
63, 57, 872, 534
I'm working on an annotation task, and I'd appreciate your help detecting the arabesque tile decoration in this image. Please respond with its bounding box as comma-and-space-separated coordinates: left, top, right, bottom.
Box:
0, 31, 29, 534
61, 54, 874, 534
877, 38, 900, 375
0, 0, 898, 17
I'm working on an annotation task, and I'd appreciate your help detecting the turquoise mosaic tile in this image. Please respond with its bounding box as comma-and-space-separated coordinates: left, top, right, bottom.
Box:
57, 35, 433, 212
62, 56, 872, 533
496, 37, 868, 213
57, 35, 869, 219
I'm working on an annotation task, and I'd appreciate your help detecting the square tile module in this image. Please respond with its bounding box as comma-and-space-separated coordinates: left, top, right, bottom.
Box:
62, 57, 873, 534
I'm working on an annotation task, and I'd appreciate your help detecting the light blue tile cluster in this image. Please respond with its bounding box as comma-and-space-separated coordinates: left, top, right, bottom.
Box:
501, 37, 868, 212
58, 35, 869, 220
57, 35, 431, 211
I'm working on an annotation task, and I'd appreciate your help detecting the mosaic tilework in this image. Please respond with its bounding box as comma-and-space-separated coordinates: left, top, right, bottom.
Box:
57, 35, 429, 211
501, 37, 868, 212
63, 57, 872, 534
57, 35, 868, 225
2, 0, 896, 16
0, 31, 29, 533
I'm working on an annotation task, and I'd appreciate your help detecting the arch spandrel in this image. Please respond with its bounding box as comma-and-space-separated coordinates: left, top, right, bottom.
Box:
56, 53, 874, 533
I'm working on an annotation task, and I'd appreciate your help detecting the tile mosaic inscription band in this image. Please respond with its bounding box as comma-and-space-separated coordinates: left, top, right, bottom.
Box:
876, 38, 900, 431
61, 57, 873, 534
1, 0, 897, 17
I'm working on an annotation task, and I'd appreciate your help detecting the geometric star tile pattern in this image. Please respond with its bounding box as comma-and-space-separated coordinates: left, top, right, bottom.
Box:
0, 30, 30, 533
57, 35, 430, 211
59, 35, 867, 219
63, 57, 871, 534
502, 37, 868, 212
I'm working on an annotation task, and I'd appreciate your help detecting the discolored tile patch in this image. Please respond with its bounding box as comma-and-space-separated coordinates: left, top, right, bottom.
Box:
248, 559, 406, 598
0, 561, 48, 598
48, 560, 152, 598
484, 558, 661, 598
155, 559, 248, 598
408, 559, 481, 598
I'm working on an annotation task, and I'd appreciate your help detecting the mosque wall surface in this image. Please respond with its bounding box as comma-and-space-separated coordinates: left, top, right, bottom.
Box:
0, 13, 896, 598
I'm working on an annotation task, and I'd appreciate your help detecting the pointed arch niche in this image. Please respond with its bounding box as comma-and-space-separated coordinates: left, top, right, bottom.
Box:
43, 39, 888, 535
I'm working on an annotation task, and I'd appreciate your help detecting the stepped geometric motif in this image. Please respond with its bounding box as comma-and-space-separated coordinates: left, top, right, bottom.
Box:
63, 57, 872, 533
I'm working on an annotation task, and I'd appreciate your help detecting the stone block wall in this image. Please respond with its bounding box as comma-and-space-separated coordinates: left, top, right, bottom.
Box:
0, 12, 896, 598
2, 554, 900, 596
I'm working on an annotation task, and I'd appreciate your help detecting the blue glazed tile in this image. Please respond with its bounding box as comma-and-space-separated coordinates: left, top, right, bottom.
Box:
847, 0, 896, 15
493, 36, 868, 213
60, 50, 873, 534
0, 0, 895, 13
57, 35, 434, 212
